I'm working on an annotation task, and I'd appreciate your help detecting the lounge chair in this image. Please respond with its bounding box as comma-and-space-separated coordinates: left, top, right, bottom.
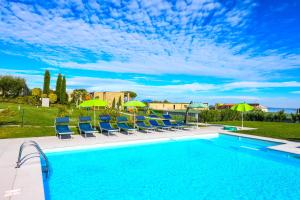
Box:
149, 119, 171, 130
162, 114, 186, 129
135, 116, 156, 132
116, 116, 136, 134
78, 116, 97, 137
99, 115, 119, 136
55, 117, 74, 139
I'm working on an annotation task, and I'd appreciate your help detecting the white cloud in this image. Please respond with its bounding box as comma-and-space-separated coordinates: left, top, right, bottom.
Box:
291, 91, 300, 94
0, 0, 299, 81
223, 81, 300, 90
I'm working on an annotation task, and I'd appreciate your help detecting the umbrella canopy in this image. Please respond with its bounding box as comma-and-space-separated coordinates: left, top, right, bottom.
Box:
124, 100, 146, 107
141, 99, 153, 103
231, 103, 254, 128
79, 99, 108, 127
79, 99, 108, 107
188, 103, 208, 109
231, 103, 253, 112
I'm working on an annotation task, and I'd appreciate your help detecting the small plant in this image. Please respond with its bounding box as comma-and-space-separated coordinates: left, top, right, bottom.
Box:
57, 106, 69, 117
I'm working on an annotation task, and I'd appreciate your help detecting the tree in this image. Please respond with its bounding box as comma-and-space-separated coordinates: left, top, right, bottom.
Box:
0, 76, 28, 98
55, 74, 62, 102
31, 88, 42, 97
122, 91, 137, 99
60, 76, 66, 104
71, 89, 88, 107
117, 96, 122, 110
49, 93, 57, 104
43, 70, 50, 95
112, 98, 116, 109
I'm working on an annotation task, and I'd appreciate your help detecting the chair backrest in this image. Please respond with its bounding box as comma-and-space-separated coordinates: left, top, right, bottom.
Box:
55, 117, 69, 124
79, 122, 92, 130
162, 119, 172, 126
136, 116, 145, 121
162, 114, 172, 119
117, 122, 130, 129
100, 121, 113, 129
149, 114, 158, 118
149, 119, 159, 126
117, 116, 128, 122
136, 121, 146, 127
79, 116, 91, 122
99, 115, 111, 122
56, 124, 70, 132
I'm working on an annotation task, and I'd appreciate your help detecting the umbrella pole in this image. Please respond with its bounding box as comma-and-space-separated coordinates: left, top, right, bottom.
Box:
242, 112, 244, 129
94, 108, 96, 128
133, 112, 135, 128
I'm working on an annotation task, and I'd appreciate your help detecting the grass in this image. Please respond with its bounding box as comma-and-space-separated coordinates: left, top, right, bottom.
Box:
0, 127, 55, 139
0, 102, 128, 138
0, 102, 117, 126
213, 121, 300, 141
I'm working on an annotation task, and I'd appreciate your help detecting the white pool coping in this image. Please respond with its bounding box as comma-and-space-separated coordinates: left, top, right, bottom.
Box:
44, 133, 218, 153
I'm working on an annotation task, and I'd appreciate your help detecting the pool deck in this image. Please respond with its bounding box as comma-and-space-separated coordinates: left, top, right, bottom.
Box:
0, 126, 299, 200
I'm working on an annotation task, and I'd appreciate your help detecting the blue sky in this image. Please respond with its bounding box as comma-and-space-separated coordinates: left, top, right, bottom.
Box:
0, 0, 300, 108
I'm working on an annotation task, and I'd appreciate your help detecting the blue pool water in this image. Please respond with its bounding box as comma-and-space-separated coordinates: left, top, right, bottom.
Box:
43, 134, 300, 200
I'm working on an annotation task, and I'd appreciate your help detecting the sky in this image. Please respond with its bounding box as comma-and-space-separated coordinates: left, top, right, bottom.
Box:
0, 0, 300, 108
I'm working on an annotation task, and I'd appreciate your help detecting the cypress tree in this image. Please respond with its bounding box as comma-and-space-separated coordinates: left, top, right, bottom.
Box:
43, 70, 50, 96
60, 76, 66, 104
112, 98, 116, 109
55, 73, 62, 102
117, 96, 122, 109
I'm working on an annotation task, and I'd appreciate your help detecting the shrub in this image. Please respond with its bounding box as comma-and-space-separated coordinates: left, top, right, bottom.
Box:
0, 108, 17, 125
57, 106, 69, 117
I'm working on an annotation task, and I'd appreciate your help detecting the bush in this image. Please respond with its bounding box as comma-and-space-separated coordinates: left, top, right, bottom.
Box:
291, 113, 300, 123
198, 109, 291, 123
57, 106, 69, 117
0, 108, 17, 125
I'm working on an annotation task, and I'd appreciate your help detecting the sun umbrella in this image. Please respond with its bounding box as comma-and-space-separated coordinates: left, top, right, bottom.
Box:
188, 103, 208, 109
231, 103, 253, 128
124, 100, 146, 127
79, 99, 108, 127
141, 99, 153, 103
124, 100, 146, 107
187, 103, 208, 125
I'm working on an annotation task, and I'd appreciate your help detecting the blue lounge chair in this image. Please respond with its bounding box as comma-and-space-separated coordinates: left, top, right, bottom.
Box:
78, 116, 97, 137
162, 114, 186, 129
116, 116, 136, 134
99, 115, 119, 136
135, 116, 156, 132
55, 117, 74, 139
149, 119, 171, 130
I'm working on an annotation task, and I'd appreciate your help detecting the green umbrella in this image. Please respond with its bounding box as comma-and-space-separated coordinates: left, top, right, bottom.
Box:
79, 99, 108, 127
124, 100, 146, 107
188, 103, 208, 109
231, 103, 253, 128
124, 100, 146, 127
79, 99, 108, 107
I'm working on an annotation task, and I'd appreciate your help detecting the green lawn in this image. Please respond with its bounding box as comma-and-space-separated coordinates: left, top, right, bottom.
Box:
213, 121, 300, 141
0, 102, 118, 126
0, 102, 126, 138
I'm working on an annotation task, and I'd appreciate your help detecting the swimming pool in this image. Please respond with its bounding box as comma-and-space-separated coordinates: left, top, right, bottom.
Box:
42, 134, 300, 200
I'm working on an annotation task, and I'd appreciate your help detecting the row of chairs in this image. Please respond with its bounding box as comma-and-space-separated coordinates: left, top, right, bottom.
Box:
55, 114, 191, 139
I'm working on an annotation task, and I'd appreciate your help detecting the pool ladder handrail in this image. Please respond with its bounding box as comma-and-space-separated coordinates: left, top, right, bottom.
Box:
16, 140, 50, 178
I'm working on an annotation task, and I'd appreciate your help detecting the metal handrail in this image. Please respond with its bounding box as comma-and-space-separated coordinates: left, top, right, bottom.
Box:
16, 141, 50, 178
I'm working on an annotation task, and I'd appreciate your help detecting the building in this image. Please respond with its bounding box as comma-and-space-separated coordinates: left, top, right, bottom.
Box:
148, 102, 209, 111
216, 103, 268, 112
89, 91, 130, 108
